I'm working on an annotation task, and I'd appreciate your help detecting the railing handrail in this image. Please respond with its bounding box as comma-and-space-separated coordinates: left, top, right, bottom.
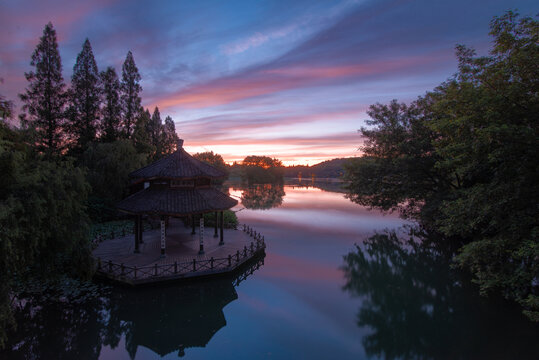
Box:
95, 225, 266, 281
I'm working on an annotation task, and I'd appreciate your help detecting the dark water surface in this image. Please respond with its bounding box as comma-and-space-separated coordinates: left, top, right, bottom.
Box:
3, 182, 538, 359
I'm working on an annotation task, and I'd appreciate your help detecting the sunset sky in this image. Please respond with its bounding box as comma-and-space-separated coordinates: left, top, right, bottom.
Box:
1, 0, 537, 165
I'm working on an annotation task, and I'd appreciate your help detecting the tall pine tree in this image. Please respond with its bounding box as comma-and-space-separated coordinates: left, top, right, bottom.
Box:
100, 66, 121, 142
120, 51, 142, 138
148, 106, 163, 157
67, 38, 101, 152
19, 22, 67, 156
132, 108, 153, 155
163, 115, 179, 154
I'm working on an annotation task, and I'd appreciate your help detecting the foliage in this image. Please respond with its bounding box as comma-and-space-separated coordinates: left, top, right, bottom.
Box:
18, 22, 68, 157
202, 210, 239, 229
147, 107, 164, 159
0, 123, 93, 345
162, 115, 179, 155
0, 89, 13, 122
82, 140, 147, 221
89, 219, 151, 241
193, 151, 229, 181
66, 39, 101, 153
241, 155, 284, 184
120, 51, 142, 138
132, 108, 154, 155
344, 12, 538, 320
100, 67, 122, 142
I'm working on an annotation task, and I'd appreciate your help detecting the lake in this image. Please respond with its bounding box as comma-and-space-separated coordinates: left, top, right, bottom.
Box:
3, 181, 538, 359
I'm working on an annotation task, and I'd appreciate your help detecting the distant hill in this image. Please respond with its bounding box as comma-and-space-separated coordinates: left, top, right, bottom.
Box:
284, 158, 353, 179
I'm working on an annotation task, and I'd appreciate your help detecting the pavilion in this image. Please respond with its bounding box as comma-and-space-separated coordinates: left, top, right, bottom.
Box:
117, 139, 238, 257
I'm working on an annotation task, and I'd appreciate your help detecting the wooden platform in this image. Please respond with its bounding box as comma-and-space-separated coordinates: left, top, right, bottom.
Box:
92, 218, 266, 285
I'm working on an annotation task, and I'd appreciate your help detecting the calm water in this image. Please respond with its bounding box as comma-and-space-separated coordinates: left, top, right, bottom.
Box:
3, 182, 538, 359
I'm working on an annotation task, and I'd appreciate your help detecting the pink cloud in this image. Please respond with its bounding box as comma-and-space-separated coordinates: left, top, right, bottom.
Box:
155, 51, 447, 111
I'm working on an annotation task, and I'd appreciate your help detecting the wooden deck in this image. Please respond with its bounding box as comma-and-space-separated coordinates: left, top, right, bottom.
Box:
92, 218, 266, 285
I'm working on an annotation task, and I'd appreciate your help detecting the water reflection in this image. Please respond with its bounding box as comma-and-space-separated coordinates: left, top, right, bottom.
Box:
286, 177, 346, 194
342, 230, 539, 359
239, 183, 285, 210
3, 257, 264, 359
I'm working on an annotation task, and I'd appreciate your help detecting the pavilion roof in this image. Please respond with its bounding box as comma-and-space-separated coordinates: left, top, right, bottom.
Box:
117, 187, 238, 216
129, 139, 226, 180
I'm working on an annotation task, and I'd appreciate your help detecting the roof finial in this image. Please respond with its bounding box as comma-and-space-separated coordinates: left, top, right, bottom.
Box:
177, 139, 184, 149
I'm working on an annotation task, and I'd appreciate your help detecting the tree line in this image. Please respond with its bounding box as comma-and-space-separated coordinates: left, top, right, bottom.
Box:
343, 12, 538, 321
19, 22, 178, 159
0, 22, 180, 346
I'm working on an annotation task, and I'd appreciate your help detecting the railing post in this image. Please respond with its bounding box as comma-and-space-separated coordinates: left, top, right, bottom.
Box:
193, 258, 196, 272
134, 266, 137, 279
121, 263, 125, 276
250, 242, 254, 254
210, 257, 214, 269
228, 255, 232, 267
174, 261, 178, 274
236, 250, 240, 263
243, 246, 247, 257
108, 260, 112, 273
154, 263, 158, 276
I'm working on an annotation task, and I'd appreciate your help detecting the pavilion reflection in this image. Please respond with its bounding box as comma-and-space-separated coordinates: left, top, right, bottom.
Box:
109, 256, 264, 358
113, 279, 236, 358
239, 183, 285, 210
342, 230, 539, 360
2, 256, 265, 359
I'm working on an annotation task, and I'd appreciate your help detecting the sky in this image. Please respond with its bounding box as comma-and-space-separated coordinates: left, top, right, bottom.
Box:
1, 0, 537, 165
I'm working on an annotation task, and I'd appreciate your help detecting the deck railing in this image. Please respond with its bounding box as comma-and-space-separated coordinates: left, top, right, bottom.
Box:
95, 226, 266, 283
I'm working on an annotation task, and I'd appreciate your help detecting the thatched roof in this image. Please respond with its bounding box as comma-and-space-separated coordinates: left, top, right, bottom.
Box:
129, 139, 226, 180
117, 187, 238, 215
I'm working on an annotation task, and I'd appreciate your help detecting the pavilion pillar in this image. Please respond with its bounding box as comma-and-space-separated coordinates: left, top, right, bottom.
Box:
219, 211, 224, 246
191, 214, 196, 235
160, 216, 166, 257
138, 215, 143, 244
199, 216, 205, 255
214, 212, 218, 238
134, 215, 140, 253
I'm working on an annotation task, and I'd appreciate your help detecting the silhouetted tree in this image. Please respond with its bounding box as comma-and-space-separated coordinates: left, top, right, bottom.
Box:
132, 108, 153, 155
193, 151, 227, 174
0, 94, 12, 122
344, 12, 539, 320
100, 67, 121, 142
120, 51, 142, 138
19, 22, 67, 156
162, 115, 179, 154
241, 155, 284, 184
148, 106, 164, 158
67, 38, 101, 153
82, 139, 147, 220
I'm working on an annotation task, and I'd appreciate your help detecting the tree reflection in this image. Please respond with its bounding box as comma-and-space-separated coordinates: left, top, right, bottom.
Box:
241, 183, 285, 210
342, 230, 539, 359
2, 283, 109, 360
2, 257, 265, 359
